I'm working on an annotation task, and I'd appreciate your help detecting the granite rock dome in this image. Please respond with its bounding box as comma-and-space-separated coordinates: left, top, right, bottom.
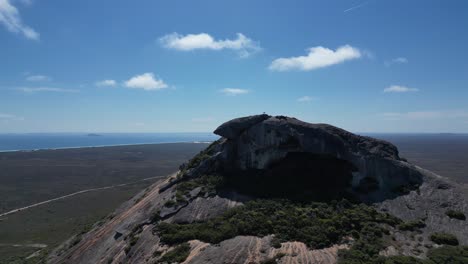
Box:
48, 115, 468, 264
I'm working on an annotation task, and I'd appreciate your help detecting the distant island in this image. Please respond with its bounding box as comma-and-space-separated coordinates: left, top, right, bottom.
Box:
86, 133, 102, 137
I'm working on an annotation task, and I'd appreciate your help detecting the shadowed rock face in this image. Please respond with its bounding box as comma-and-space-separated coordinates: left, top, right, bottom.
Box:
212, 115, 423, 202
49, 115, 468, 264
223, 152, 357, 201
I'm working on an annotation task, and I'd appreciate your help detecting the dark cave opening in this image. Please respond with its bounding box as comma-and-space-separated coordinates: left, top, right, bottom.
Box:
223, 152, 358, 201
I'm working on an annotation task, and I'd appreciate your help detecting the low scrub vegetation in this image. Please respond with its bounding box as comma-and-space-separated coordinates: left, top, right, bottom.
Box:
397, 219, 426, 231
430, 232, 459, 246
340, 245, 468, 263
445, 210, 466, 220
426, 245, 468, 263
156, 199, 400, 249
156, 195, 467, 264
183, 140, 220, 171
176, 174, 224, 198
158, 242, 191, 263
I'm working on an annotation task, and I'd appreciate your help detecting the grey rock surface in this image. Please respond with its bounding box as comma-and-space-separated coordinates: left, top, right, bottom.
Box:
170, 195, 243, 224
211, 115, 423, 202
214, 114, 270, 139
49, 115, 468, 264
378, 166, 468, 245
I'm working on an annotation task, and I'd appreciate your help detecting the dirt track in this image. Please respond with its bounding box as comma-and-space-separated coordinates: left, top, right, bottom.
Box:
0, 175, 167, 218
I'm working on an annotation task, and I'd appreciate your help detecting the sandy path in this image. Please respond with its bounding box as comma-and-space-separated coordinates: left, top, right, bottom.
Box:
0, 243, 47, 248
0, 175, 167, 218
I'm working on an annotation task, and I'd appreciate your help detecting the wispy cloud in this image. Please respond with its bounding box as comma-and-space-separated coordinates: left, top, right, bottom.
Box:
297, 96, 316, 102
0, 113, 24, 120
382, 110, 468, 120
0, 0, 39, 40
95, 79, 117, 87
16, 87, 79, 93
269, 45, 361, 72
383, 85, 419, 93
160, 32, 261, 58
26, 74, 50, 82
385, 57, 408, 67
220, 88, 249, 96
344, 1, 371, 13
124, 73, 168, 91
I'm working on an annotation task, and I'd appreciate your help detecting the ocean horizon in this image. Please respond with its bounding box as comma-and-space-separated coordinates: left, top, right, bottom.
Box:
1, 132, 468, 153
0, 133, 219, 152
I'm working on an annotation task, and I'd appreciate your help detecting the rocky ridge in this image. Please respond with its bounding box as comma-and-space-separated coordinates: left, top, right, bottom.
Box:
48, 115, 468, 264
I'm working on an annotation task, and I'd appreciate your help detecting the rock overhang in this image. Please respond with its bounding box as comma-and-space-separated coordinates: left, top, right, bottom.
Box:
211, 115, 424, 201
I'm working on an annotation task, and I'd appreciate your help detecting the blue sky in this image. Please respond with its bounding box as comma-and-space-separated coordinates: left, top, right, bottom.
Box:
1, 0, 467, 133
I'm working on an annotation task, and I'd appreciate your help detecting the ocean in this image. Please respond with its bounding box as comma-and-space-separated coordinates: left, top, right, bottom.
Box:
0, 133, 219, 152
1, 132, 467, 183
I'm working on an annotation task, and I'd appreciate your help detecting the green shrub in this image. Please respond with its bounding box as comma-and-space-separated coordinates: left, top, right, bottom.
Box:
69, 236, 82, 247
159, 243, 191, 263
129, 235, 138, 247
156, 199, 399, 250
124, 246, 131, 254
176, 174, 224, 198
430, 232, 459, 246
427, 245, 468, 264
270, 237, 282, 248
164, 199, 176, 208
186, 153, 211, 169
374, 255, 426, 264
445, 210, 466, 221
339, 238, 468, 263
150, 210, 161, 223
397, 220, 426, 231
152, 250, 162, 257
185, 140, 220, 170
260, 258, 278, 264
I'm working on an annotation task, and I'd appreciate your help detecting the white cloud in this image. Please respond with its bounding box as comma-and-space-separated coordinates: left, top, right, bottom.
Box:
26, 74, 50, 82
0, 0, 39, 40
383, 85, 419, 93
95, 79, 117, 87
0, 113, 23, 120
16, 87, 79, 93
297, 96, 316, 102
269, 45, 361, 71
0, 113, 13, 119
382, 110, 468, 121
385, 57, 408, 66
220, 88, 249, 96
124, 73, 168, 91
392, 57, 408, 64
344, 1, 371, 12
160, 32, 261, 58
